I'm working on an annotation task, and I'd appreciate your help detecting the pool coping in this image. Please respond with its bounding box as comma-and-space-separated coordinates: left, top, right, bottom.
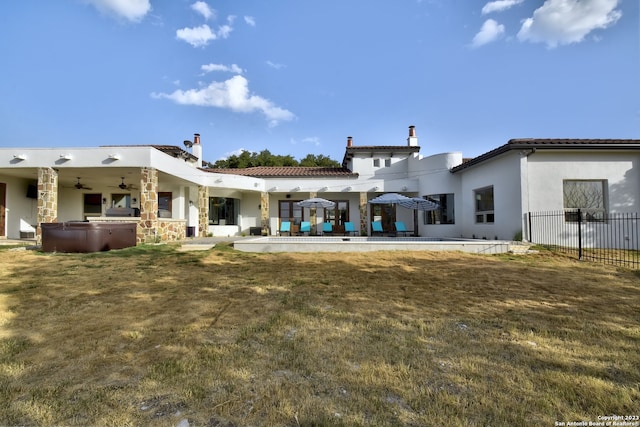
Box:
233, 236, 511, 254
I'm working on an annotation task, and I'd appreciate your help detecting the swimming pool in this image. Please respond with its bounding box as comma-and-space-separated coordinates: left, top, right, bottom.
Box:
233, 236, 510, 253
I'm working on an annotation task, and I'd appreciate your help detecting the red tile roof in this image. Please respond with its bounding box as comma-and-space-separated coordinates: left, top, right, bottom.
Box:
204, 166, 358, 178
451, 139, 640, 173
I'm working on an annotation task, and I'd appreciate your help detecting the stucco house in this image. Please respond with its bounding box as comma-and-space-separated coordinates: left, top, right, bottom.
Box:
1, 127, 639, 246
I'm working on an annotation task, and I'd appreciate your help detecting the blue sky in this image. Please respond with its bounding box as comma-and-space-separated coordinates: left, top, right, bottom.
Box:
1, 0, 638, 164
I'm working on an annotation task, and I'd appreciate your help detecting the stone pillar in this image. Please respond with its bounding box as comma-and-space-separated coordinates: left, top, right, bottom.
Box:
359, 192, 368, 236
260, 192, 270, 234
198, 185, 209, 237
36, 167, 58, 245
308, 191, 317, 233
138, 167, 158, 243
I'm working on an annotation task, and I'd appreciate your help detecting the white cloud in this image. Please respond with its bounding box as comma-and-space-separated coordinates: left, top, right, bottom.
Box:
266, 60, 286, 70
191, 1, 215, 20
302, 137, 321, 147
244, 16, 256, 26
85, 0, 151, 22
218, 24, 233, 39
219, 148, 246, 161
151, 75, 295, 126
471, 19, 505, 47
176, 24, 216, 47
201, 63, 244, 74
482, 0, 524, 14
517, 0, 622, 48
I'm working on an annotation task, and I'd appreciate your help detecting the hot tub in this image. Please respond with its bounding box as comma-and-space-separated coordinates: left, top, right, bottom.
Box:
41, 222, 137, 253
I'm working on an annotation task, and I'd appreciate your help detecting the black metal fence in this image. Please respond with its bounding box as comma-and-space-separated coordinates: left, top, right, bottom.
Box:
527, 209, 639, 269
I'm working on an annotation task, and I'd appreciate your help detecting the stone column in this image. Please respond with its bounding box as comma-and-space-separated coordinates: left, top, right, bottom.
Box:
138, 167, 158, 243
308, 191, 317, 233
198, 185, 209, 237
359, 192, 368, 236
260, 192, 270, 234
36, 167, 58, 245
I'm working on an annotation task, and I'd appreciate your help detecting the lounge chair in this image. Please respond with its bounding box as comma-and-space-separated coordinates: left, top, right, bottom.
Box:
394, 221, 411, 237
278, 221, 291, 236
322, 222, 333, 236
372, 221, 384, 236
344, 221, 357, 236
298, 221, 311, 235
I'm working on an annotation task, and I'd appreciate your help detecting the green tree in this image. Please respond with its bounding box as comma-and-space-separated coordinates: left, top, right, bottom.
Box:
299, 154, 340, 167
210, 150, 340, 168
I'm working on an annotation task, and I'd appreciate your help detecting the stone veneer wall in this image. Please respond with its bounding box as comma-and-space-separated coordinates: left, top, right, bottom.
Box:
36, 167, 58, 245
260, 192, 269, 234
157, 219, 186, 241
198, 185, 209, 237
359, 192, 368, 236
138, 167, 158, 243
308, 191, 317, 232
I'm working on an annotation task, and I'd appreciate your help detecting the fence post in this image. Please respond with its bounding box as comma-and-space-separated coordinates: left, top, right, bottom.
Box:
577, 208, 583, 260
528, 212, 532, 243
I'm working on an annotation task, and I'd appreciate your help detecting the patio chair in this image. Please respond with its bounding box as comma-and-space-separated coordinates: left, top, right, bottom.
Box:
372, 221, 384, 236
344, 221, 357, 236
322, 222, 333, 236
298, 221, 311, 235
278, 221, 291, 236
394, 221, 411, 237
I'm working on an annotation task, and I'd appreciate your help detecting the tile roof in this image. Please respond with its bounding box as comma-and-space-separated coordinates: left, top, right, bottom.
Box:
204, 166, 359, 178
451, 138, 640, 173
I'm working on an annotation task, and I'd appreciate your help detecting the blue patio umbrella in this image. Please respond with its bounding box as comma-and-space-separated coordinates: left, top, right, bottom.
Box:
368, 193, 412, 205
296, 198, 336, 234
398, 197, 440, 211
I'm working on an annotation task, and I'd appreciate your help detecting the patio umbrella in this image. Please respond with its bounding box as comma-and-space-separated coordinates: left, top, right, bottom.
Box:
398, 197, 440, 211
368, 193, 412, 205
296, 198, 336, 209
296, 198, 336, 235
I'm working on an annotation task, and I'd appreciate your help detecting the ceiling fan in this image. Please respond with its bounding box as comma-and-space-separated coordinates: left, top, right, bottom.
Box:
74, 177, 91, 190
117, 177, 136, 190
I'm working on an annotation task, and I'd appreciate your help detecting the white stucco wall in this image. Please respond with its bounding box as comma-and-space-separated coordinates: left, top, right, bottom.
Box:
526, 151, 639, 213
412, 152, 463, 238
456, 151, 524, 240
0, 175, 38, 239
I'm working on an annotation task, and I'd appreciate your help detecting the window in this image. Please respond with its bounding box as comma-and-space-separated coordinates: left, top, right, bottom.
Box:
474, 186, 494, 223
278, 200, 303, 227
158, 192, 172, 218
563, 180, 606, 222
423, 194, 455, 224
324, 201, 349, 226
83, 194, 102, 219
111, 193, 130, 209
209, 197, 239, 225
373, 158, 391, 168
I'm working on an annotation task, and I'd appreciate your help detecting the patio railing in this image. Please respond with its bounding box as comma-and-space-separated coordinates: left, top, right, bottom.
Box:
526, 209, 639, 269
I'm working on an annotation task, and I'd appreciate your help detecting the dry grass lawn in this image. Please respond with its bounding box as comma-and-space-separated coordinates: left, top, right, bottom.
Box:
0, 243, 638, 426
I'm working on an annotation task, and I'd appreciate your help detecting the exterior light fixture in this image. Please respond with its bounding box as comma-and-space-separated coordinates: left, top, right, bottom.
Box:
59, 154, 72, 160
292, 186, 301, 192
13, 154, 27, 161
319, 186, 329, 192
108, 154, 121, 160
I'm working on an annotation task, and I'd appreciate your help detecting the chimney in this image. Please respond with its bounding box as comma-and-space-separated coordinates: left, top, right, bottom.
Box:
192, 133, 202, 167
347, 136, 353, 147
407, 125, 418, 147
